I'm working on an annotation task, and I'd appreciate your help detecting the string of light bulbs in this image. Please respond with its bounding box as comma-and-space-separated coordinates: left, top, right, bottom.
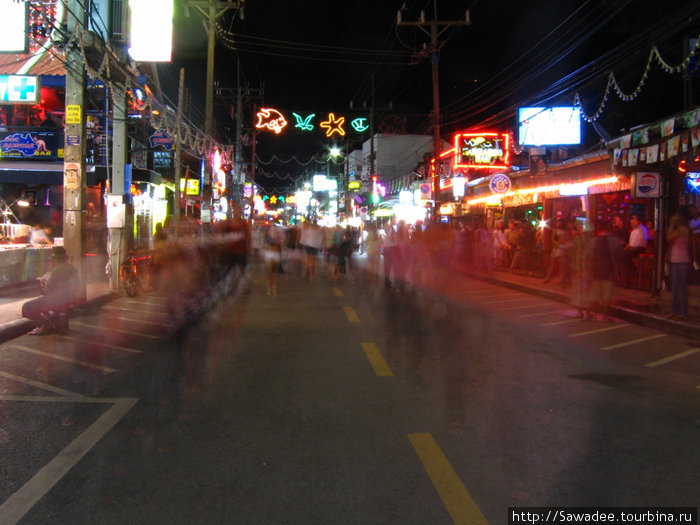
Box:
575, 37, 700, 123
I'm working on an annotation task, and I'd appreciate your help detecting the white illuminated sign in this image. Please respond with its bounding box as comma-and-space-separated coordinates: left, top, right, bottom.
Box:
128, 0, 173, 62
0, 0, 27, 53
0, 75, 38, 104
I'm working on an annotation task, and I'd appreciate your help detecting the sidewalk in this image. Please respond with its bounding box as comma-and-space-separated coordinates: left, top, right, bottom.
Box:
0, 279, 117, 344
458, 266, 700, 340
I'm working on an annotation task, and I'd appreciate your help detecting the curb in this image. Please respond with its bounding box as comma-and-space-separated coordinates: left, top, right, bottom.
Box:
461, 271, 700, 340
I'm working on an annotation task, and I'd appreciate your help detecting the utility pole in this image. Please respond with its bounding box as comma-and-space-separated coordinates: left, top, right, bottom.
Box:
174, 68, 186, 224
398, 3, 470, 220
63, 0, 87, 295
183, 0, 245, 137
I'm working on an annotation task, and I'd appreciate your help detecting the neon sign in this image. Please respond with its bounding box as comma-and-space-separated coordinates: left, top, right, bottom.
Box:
320, 113, 346, 137
454, 132, 510, 170
350, 118, 369, 133
293, 112, 315, 131
255, 108, 288, 134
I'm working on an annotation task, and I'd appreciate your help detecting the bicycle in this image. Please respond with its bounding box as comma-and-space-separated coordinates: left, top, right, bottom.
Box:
119, 251, 152, 296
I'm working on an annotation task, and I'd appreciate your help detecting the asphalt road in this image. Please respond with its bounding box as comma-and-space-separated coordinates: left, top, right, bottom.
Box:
0, 262, 698, 524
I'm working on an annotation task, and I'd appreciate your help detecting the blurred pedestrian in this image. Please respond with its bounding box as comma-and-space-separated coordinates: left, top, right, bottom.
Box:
263, 225, 283, 296
666, 213, 690, 320
365, 224, 381, 284
589, 221, 621, 321
570, 222, 595, 319
23, 246, 79, 334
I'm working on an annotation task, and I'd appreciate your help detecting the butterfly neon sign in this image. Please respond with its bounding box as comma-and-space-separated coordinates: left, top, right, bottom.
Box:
256, 108, 369, 137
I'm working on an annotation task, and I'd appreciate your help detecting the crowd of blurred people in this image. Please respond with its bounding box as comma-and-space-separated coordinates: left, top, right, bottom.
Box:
125, 203, 699, 333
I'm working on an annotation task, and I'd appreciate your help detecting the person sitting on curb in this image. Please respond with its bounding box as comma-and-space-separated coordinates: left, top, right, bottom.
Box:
22, 246, 79, 335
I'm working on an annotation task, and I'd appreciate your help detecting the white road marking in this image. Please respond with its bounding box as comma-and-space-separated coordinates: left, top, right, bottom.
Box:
5, 344, 118, 373
71, 320, 162, 340
519, 310, 560, 318
484, 297, 530, 304
542, 318, 584, 326
645, 347, 700, 368
501, 303, 548, 311
0, 371, 84, 399
569, 324, 628, 337
0, 397, 138, 525
60, 336, 142, 354
103, 305, 168, 316
471, 292, 515, 299
601, 334, 667, 350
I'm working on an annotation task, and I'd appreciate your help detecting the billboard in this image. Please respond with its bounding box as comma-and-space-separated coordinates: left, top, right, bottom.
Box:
518, 107, 582, 146
0, 0, 28, 53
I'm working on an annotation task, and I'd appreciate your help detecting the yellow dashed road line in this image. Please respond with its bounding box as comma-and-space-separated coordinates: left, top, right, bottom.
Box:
343, 306, 360, 323
361, 342, 393, 377
409, 433, 490, 525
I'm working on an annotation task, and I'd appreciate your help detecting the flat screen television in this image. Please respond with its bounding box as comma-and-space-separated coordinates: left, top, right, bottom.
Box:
518, 107, 582, 146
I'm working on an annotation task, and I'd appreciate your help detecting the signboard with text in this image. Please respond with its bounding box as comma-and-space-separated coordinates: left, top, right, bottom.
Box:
454, 132, 510, 171
0, 75, 39, 104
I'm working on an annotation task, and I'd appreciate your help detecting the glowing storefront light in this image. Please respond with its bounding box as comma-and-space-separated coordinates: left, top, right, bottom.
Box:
467, 176, 619, 205
129, 0, 173, 62
452, 176, 466, 198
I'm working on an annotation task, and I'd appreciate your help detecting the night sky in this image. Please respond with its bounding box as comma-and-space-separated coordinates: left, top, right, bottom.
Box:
157, 0, 700, 192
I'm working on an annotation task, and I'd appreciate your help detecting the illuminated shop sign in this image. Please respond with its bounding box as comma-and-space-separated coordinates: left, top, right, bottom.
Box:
129, 0, 173, 62
454, 132, 510, 170
0, 1, 28, 53
179, 177, 201, 196
0, 75, 39, 104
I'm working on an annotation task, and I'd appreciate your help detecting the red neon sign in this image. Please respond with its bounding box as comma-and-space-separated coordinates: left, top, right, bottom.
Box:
454, 132, 510, 170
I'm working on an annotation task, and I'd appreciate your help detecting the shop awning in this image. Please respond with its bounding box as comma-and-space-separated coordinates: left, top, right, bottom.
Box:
0, 160, 104, 186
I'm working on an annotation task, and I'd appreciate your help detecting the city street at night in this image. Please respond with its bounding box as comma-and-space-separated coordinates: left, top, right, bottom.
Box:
0, 259, 697, 524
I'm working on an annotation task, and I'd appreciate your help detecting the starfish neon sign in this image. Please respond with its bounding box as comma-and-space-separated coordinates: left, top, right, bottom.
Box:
320, 113, 346, 137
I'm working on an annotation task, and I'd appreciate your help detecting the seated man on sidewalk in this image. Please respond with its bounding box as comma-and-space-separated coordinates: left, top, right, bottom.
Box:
22, 246, 79, 335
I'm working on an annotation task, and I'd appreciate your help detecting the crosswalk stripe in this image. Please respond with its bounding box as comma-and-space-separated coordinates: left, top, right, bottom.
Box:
601, 334, 667, 350
645, 347, 700, 368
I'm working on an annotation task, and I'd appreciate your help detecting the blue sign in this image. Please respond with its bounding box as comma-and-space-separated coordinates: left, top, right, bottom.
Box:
148, 129, 173, 150
489, 173, 512, 194
1, 132, 44, 156
67, 135, 80, 146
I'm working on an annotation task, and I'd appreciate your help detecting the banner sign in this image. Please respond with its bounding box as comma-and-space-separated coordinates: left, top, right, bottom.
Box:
0, 130, 61, 159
